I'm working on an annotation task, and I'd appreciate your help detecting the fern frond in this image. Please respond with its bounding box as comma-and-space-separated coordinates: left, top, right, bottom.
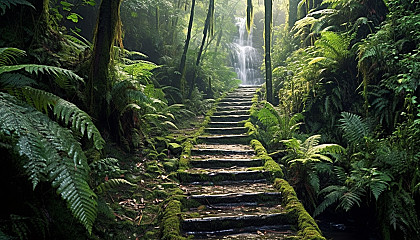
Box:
339, 112, 370, 144
0, 47, 25, 66
314, 185, 346, 216
0, 64, 84, 83
10, 87, 105, 150
339, 188, 364, 211
0, 0, 34, 15
96, 179, 135, 194
0, 73, 37, 88
0, 92, 97, 233
48, 158, 97, 234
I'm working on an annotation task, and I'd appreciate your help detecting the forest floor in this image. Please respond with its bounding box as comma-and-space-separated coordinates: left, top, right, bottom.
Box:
94, 115, 208, 239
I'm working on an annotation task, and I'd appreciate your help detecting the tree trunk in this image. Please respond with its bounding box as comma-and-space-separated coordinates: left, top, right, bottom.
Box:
264, 0, 273, 103
188, 0, 214, 98
87, 0, 122, 124
175, 0, 196, 100
287, 0, 299, 30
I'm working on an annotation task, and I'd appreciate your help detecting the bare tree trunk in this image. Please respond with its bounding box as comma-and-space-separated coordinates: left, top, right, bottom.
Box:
175, 0, 196, 100
264, 0, 273, 103
188, 0, 214, 98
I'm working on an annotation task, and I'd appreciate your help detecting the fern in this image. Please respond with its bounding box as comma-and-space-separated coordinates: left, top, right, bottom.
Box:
0, 47, 25, 65
0, 64, 84, 83
0, 92, 97, 233
0, 0, 34, 15
9, 87, 105, 150
90, 157, 124, 179
339, 112, 370, 144
0, 73, 37, 88
96, 179, 135, 194
314, 185, 346, 216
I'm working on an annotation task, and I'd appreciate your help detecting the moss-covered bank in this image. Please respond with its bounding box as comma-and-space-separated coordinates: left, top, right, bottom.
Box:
274, 178, 326, 240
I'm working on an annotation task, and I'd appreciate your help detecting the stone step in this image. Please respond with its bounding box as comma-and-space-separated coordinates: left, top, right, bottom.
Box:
208, 121, 243, 128
181, 182, 275, 196
218, 102, 252, 107
198, 134, 250, 144
191, 148, 254, 156
205, 127, 247, 135
213, 110, 249, 116
190, 158, 262, 168
216, 106, 251, 112
182, 212, 294, 234
178, 170, 269, 184
210, 115, 249, 122
188, 192, 282, 206
221, 98, 253, 103
190, 230, 299, 239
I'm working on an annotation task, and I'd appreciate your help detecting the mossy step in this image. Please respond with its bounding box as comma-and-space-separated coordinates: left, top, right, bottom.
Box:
218, 102, 252, 107
182, 212, 295, 233
189, 192, 282, 205
178, 170, 269, 184
216, 106, 252, 112
191, 148, 254, 156
210, 115, 249, 122
183, 204, 285, 222
220, 98, 252, 102
213, 110, 249, 116
181, 182, 275, 195
190, 158, 262, 168
205, 127, 247, 135
225, 94, 254, 99
198, 134, 251, 144
190, 230, 299, 239
208, 121, 243, 128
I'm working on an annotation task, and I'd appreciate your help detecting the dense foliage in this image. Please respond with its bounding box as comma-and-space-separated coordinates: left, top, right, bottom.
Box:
0, 0, 418, 239
249, 0, 420, 239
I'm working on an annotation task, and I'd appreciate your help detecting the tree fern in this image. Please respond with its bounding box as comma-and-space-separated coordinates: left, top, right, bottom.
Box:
0, 92, 97, 233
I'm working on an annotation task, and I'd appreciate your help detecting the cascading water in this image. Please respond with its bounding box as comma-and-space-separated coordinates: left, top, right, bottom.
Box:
231, 17, 263, 86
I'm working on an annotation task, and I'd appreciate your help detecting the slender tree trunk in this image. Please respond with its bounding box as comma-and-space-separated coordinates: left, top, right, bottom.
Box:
188, 0, 214, 98
175, 0, 196, 100
87, 0, 122, 123
287, 0, 298, 30
264, 0, 273, 103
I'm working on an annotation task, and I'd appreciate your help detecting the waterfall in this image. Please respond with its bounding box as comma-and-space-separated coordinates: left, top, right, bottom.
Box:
231, 17, 263, 86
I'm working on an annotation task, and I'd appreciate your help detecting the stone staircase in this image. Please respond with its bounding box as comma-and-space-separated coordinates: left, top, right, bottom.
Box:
179, 86, 299, 239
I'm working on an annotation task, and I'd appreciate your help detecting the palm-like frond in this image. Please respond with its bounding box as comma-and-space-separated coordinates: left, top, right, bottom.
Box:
0, 92, 97, 233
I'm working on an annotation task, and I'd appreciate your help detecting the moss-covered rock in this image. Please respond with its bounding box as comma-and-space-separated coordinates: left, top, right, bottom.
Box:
250, 139, 284, 179
168, 142, 182, 155
161, 200, 186, 240
274, 178, 325, 240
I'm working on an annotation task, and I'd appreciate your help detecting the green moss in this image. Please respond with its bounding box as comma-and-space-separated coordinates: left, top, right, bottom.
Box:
250, 139, 284, 179
274, 179, 325, 240
161, 200, 186, 240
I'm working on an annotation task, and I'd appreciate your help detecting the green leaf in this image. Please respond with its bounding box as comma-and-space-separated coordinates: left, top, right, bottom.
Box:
66, 13, 82, 23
